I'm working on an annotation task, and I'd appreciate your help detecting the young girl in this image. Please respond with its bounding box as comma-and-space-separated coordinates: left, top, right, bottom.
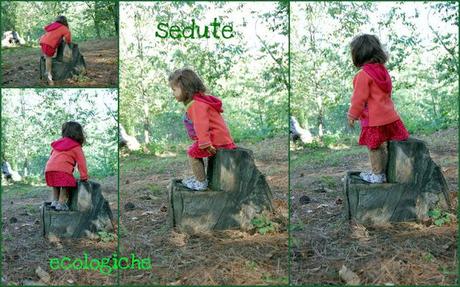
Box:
39, 15, 72, 86
169, 68, 237, 191
45, 121, 88, 211
347, 34, 409, 184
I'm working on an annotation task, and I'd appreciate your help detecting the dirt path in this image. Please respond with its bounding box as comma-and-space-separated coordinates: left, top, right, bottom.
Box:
2, 38, 117, 87
290, 128, 458, 285
1, 177, 118, 285
119, 137, 288, 285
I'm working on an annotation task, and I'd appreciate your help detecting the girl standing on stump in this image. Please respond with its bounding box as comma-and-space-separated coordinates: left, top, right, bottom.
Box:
169, 68, 237, 191
39, 15, 73, 86
45, 121, 88, 211
347, 34, 409, 183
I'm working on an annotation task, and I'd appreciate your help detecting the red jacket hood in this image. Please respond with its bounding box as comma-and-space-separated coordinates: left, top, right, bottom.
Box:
44, 22, 64, 32
51, 137, 81, 151
193, 92, 223, 113
363, 63, 392, 94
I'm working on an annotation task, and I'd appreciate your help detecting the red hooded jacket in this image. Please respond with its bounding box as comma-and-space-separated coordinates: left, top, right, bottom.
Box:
39, 22, 72, 48
348, 63, 400, 127
184, 93, 234, 149
45, 137, 88, 180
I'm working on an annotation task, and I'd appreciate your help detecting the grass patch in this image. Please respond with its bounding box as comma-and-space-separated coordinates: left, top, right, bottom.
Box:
2, 46, 38, 57
291, 145, 364, 169
147, 183, 163, 195
2, 183, 45, 199
120, 153, 186, 174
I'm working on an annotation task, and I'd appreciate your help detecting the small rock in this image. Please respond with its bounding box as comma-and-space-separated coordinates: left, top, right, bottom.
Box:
35, 266, 51, 284
125, 179, 130, 184
339, 265, 360, 285
335, 197, 343, 205
299, 195, 311, 205
160, 205, 167, 212
9, 217, 18, 224
124, 202, 135, 211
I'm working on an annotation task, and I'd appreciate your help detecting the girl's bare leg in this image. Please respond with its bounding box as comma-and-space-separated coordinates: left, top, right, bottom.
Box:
189, 157, 206, 182
369, 142, 388, 174
52, 187, 60, 201
45, 56, 54, 86
58, 187, 70, 204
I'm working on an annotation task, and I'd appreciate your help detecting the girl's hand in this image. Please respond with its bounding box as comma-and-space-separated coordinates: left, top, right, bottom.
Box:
347, 117, 355, 128
206, 145, 217, 155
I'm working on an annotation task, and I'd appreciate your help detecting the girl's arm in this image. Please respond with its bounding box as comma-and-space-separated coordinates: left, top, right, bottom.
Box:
187, 102, 212, 149
64, 27, 72, 44
74, 146, 88, 180
348, 71, 370, 120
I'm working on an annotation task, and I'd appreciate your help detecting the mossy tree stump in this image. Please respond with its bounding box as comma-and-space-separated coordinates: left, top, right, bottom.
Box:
344, 138, 451, 225
39, 44, 86, 81
168, 148, 273, 233
41, 180, 114, 238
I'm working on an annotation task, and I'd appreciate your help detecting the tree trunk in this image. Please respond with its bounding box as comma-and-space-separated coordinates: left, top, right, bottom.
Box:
168, 148, 273, 233
344, 138, 451, 225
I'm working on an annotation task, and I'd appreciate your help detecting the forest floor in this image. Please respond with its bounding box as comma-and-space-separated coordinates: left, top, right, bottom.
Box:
290, 127, 458, 285
1, 176, 118, 285
1, 38, 117, 87
119, 136, 288, 285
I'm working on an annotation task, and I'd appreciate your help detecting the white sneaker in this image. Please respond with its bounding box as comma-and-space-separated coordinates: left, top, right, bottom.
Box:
55, 202, 69, 211
360, 172, 386, 184
50, 201, 59, 209
47, 72, 54, 86
183, 178, 208, 191
181, 176, 195, 186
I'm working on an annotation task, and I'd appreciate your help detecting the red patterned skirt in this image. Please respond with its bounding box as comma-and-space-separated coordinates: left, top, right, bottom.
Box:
187, 141, 237, 158
40, 43, 56, 57
359, 119, 409, 150
45, 171, 77, 187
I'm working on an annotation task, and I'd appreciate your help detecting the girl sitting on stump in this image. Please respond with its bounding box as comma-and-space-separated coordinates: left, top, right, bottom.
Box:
169, 68, 237, 191
347, 34, 409, 184
45, 121, 88, 211
39, 15, 73, 86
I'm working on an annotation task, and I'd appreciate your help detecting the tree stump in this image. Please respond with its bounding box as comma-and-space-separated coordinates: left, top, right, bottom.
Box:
168, 148, 273, 233
39, 44, 86, 81
344, 138, 451, 225
40, 180, 114, 238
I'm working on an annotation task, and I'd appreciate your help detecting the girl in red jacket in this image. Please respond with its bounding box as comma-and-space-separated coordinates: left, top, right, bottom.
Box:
169, 68, 237, 191
347, 34, 409, 183
45, 121, 88, 211
39, 15, 72, 86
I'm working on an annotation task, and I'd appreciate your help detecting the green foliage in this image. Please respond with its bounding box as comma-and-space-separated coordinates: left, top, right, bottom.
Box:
262, 275, 288, 285
97, 231, 116, 242
291, 2, 458, 141
427, 209, 451, 226
1, 89, 117, 181
120, 2, 288, 152
251, 215, 276, 235
1, 1, 118, 44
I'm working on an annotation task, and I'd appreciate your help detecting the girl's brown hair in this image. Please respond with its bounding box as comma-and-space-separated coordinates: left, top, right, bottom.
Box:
168, 68, 206, 102
350, 34, 388, 67
62, 121, 85, 145
55, 15, 69, 27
